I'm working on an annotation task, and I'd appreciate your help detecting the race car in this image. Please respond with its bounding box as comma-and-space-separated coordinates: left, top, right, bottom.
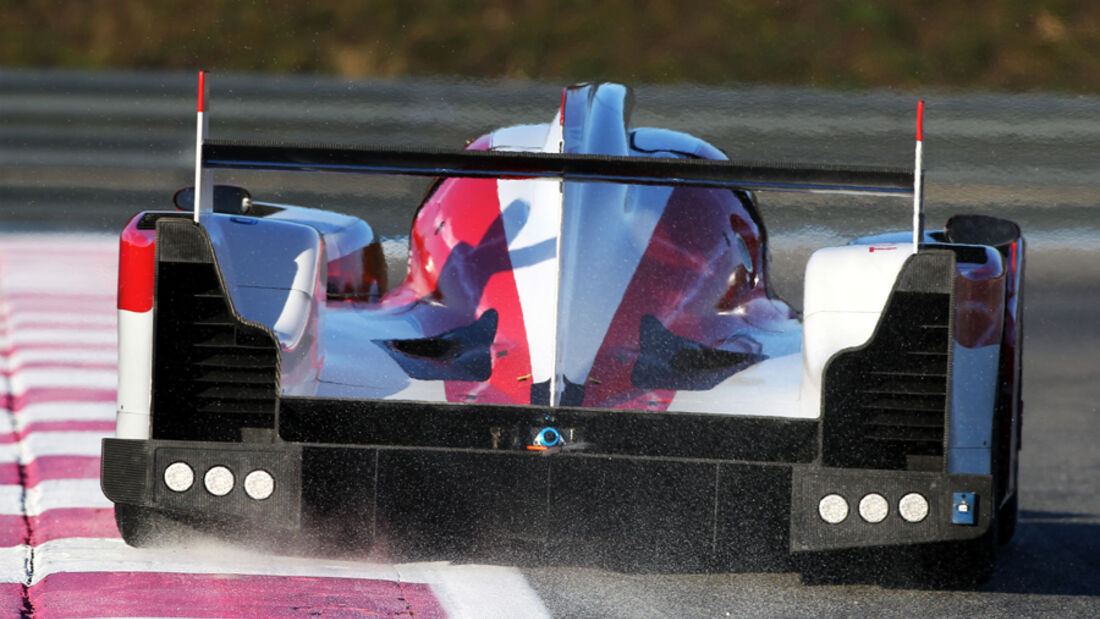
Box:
102, 74, 1023, 587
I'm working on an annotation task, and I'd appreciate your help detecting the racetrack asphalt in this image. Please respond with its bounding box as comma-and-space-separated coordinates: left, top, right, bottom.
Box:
2, 70, 1098, 617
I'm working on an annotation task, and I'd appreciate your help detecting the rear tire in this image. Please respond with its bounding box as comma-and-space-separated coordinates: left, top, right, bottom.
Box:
114, 504, 178, 548
916, 526, 997, 589
798, 523, 998, 589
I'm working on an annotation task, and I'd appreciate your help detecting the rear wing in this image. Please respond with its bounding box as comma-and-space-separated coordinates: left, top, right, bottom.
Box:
190, 72, 926, 250
202, 140, 914, 195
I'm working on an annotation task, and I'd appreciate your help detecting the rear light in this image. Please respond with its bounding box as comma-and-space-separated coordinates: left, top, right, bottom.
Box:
818, 494, 849, 524
858, 493, 889, 523
203, 466, 235, 496
244, 470, 275, 500
898, 492, 929, 522
163, 462, 194, 492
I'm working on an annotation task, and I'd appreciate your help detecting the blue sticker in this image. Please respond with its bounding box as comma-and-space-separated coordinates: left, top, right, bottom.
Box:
951, 492, 977, 525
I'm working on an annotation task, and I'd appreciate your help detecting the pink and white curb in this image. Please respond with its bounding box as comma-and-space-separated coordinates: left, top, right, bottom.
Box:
1, 234, 549, 618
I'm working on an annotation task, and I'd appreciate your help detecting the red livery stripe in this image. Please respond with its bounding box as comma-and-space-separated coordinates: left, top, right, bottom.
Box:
118, 214, 157, 313
387, 177, 533, 405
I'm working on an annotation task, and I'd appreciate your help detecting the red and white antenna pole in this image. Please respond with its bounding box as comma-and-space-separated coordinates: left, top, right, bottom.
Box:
912, 100, 924, 253
193, 70, 213, 223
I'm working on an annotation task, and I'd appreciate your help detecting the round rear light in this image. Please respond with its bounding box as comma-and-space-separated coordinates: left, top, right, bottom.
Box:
164, 462, 194, 492
818, 494, 849, 524
859, 493, 889, 523
244, 470, 275, 500
204, 466, 235, 496
899, 492, 930, 523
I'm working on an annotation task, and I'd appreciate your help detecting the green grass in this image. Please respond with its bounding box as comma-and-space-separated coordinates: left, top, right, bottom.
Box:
3, 0, 1098, 92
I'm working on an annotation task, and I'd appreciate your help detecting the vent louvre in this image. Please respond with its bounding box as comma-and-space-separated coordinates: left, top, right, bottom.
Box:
822, 254, 955, 471
151, 223, 279, 442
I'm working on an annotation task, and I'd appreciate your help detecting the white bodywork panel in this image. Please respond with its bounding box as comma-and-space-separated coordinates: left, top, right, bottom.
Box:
204, 215, 326, 395
800, 243, 911, 418
498, 178, 562, 387
493, 121, 564, 391
314, 305, 448, 401
267, 204, 376, 262
668, 352, 806, 417
116, 308, 152, 439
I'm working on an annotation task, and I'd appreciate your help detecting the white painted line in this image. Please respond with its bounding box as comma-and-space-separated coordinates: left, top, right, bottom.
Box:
0, 546, 30, 585
0, 329, 116, 347
0, 298, 115, 312
29, 537, 419, 584
0, 234, 117, 247
3, 313, 116, 328
5, 348, 117, 368
24, 479, 112, 516
14, 402, 115, 425
7, 369, 117, 395
0, 274, 116, 296
0, 429, 111, 464
1, 479, 113, 516
24, 431, 111, 458
0, 486, 24, 516
404, 562, 551, 619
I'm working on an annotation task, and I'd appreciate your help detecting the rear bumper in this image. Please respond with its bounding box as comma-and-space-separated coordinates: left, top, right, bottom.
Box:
101, 437, 992, 563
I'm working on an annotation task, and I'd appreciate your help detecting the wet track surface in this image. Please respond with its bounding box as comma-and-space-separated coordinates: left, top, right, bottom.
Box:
2, 70, 1099, 616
